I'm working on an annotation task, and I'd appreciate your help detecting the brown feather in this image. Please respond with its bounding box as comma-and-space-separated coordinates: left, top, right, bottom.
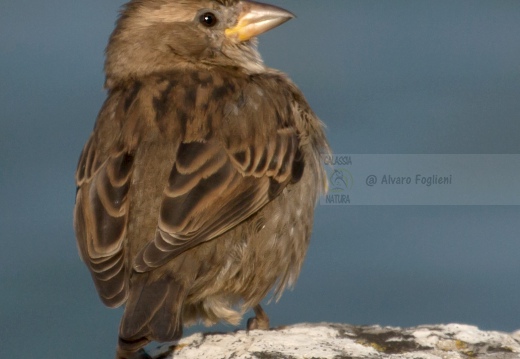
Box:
74, 1, 329, 358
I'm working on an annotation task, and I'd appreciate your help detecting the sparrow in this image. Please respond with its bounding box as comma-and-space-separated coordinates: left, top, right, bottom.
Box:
74, 0, 329, 358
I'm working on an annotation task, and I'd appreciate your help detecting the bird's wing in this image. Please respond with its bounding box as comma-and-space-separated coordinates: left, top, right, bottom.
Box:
74, 92, 135, 307
134, 73, 304, 272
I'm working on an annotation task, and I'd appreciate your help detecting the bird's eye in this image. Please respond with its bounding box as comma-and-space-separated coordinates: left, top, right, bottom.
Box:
199, 12, 218, 27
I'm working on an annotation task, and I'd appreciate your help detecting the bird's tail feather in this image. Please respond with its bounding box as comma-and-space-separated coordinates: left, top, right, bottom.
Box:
117, 273, 185, 356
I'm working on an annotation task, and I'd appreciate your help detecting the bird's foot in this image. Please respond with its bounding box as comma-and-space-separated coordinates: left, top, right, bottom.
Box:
246, 304, 270, 331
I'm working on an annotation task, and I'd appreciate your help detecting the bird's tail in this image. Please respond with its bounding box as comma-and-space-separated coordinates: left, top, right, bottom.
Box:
116, 272, 186, 358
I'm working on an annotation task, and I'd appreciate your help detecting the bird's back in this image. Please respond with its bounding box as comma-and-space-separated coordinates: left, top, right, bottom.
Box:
75, 66, 328, 358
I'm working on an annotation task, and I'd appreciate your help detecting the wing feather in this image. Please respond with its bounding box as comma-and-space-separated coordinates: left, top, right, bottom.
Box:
75, 146, 134, 306
74, 82, 139, 306
134, 73, 304, 272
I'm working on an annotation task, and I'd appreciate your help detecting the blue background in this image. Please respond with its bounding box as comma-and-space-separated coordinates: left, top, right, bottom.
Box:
1, 1, 519, 358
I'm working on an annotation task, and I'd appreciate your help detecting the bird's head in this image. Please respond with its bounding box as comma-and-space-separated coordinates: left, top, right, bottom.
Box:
104, 0, 294, 87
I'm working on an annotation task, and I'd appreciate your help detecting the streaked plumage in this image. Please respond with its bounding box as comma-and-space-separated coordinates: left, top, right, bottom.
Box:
74, 1, 329, 358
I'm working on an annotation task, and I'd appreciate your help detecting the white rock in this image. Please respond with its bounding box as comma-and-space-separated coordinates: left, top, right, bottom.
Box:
149, 322, 520, 359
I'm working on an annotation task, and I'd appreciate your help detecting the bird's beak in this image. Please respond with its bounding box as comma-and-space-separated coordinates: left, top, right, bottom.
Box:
225, 1, 295, 42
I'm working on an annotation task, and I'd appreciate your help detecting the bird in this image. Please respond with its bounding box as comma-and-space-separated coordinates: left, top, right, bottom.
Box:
73, 0, 330, 358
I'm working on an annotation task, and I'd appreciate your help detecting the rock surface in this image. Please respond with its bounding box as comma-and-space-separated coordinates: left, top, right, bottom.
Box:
149, 323, 520, 359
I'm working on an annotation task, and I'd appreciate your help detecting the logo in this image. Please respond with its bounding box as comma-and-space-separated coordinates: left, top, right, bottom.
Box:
329, 168, 354, 193
320, 154, 354, 205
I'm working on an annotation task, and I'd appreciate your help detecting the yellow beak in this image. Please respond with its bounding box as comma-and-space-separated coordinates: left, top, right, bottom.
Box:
225, 1, 295, 42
